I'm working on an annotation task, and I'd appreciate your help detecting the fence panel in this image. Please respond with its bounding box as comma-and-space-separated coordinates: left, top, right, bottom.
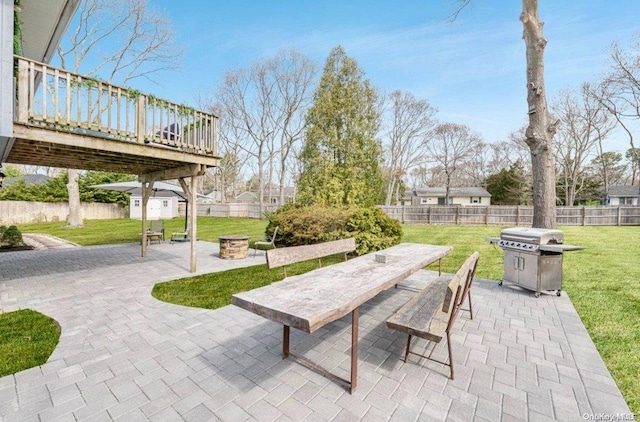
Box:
0, 201, 126, 225
379, 205, 640, 226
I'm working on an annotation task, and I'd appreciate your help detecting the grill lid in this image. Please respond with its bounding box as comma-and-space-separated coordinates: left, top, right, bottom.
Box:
500, 227, 564, 245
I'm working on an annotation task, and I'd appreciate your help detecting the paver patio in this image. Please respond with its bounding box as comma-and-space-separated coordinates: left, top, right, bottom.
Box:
0, 241, 632, 421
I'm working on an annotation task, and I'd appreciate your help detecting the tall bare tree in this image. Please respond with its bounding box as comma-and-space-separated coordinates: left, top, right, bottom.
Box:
269, 51, 317, 205
215, 50, 316, 213
552, 86, 614, 205
382, 90, 437, 205
589, 36, 640, 183
425, 123, 481, 203
58, 0, 180, 227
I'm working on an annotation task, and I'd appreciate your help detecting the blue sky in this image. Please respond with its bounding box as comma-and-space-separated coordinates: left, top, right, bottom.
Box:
125, 0, 640, 151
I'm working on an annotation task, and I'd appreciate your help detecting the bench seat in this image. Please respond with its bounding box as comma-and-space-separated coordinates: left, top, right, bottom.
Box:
266, 238, 356, 277
386, 251, 479, 379
386, 275, 457, 343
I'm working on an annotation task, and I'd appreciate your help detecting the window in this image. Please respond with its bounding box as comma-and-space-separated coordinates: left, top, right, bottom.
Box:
470, 197, 481, 204
162, 200, 169, 207
437, 197, 453, 205
134, 199, 140, 207
621, 197, 635, 205
420, 198, 429, 205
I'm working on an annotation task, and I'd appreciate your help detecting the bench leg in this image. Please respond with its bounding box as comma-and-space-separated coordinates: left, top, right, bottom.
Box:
467, 291, 474, 320
350, 308, 359, 394
283, 325, 290, 358
404, 335, 412, 363
447, 331, 454, 380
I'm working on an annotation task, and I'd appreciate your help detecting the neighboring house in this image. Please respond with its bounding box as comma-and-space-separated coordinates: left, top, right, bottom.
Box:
233, 187, 296, 205
268, 187, 296, 205
234, 191, 259, 204
198, 190, 222, 204
606, 185, 640, 206
3, 174, 51, 187
404, 187, 492, 206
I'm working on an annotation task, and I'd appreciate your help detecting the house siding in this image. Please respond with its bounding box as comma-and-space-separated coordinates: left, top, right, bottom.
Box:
412, 195, 490, 206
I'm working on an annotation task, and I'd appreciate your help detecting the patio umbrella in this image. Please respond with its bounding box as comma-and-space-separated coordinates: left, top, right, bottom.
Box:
89, 181, 189, 199
89, 181, 200, 229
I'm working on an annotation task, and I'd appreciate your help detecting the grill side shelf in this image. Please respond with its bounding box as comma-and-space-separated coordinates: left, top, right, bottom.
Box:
538, 244, 585, 253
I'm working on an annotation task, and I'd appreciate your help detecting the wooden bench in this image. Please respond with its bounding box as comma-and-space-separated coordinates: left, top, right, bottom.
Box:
386, 251, 479, 380
266, 238, 356, 277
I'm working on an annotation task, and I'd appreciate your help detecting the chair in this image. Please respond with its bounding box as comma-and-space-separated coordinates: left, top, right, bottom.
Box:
141, 220, 164, 244
254, 226, 279, 256
170, 228, 190, 243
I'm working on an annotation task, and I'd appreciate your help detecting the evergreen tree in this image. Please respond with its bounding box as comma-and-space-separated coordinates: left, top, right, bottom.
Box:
486, 161, 531, 205
297, 46, 383, 207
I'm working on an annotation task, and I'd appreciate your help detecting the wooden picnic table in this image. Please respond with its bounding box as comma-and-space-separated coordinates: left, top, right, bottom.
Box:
231, 242, 452, 393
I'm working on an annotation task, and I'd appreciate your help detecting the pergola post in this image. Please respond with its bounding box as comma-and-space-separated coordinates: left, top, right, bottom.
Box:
178, 176, 198, 273
141, 181, 154, 257
190, 175, 197, 273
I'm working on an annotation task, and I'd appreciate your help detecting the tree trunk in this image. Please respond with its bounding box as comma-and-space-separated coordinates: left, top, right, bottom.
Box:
66, 168, 83, 227
258, 153, 265, 220
385, 177, 395, 206
521, 0, 557, 229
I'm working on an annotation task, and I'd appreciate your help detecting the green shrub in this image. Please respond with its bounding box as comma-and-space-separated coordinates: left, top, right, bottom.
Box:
266, 205, 350, 246
0, 225, 6, 239
267, 205, 402, 255
344, 207, 402, 254
1, 225, 24, 247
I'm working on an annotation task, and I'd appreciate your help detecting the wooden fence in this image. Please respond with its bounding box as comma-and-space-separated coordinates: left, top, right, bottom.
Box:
179, 203, 278, 219
380, 205, 640, 226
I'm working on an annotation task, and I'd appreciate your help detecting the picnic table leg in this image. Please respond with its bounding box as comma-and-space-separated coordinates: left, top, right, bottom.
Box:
350, 308, 359, 394
283, 325, 290, 358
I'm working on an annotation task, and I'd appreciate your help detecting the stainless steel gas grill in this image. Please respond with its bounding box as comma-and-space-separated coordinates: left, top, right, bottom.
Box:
486, 227, 584, 297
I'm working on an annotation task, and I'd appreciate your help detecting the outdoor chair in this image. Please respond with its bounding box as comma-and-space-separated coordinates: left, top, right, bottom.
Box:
141, 220, 164, 244
254, 226, 279, 256
170, 228, 190, 243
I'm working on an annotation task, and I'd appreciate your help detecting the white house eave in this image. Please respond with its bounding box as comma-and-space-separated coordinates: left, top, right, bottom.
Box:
19, 0, 80, 63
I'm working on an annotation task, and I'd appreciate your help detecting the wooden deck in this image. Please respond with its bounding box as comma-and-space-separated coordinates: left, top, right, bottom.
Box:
3, 56, 219, 178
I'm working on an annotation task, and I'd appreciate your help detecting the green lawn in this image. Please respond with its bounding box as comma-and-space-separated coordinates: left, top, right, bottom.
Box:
19, 217, 268, 246
7, 219, 640, 413
0, 310, 60, 377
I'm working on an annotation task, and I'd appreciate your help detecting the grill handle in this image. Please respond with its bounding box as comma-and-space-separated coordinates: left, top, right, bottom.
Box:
520, 257, 525, 271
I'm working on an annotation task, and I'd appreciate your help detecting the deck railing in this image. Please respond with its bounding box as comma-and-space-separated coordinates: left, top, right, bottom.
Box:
14, 56, 217, 156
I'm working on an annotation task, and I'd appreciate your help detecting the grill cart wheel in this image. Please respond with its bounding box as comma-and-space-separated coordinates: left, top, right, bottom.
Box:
556, 290, 562, 296
535, 292, 540, 298
498, 281, 503, 286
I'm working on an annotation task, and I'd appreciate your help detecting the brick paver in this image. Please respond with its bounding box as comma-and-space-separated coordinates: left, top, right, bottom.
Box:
0, 241, 633, 421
